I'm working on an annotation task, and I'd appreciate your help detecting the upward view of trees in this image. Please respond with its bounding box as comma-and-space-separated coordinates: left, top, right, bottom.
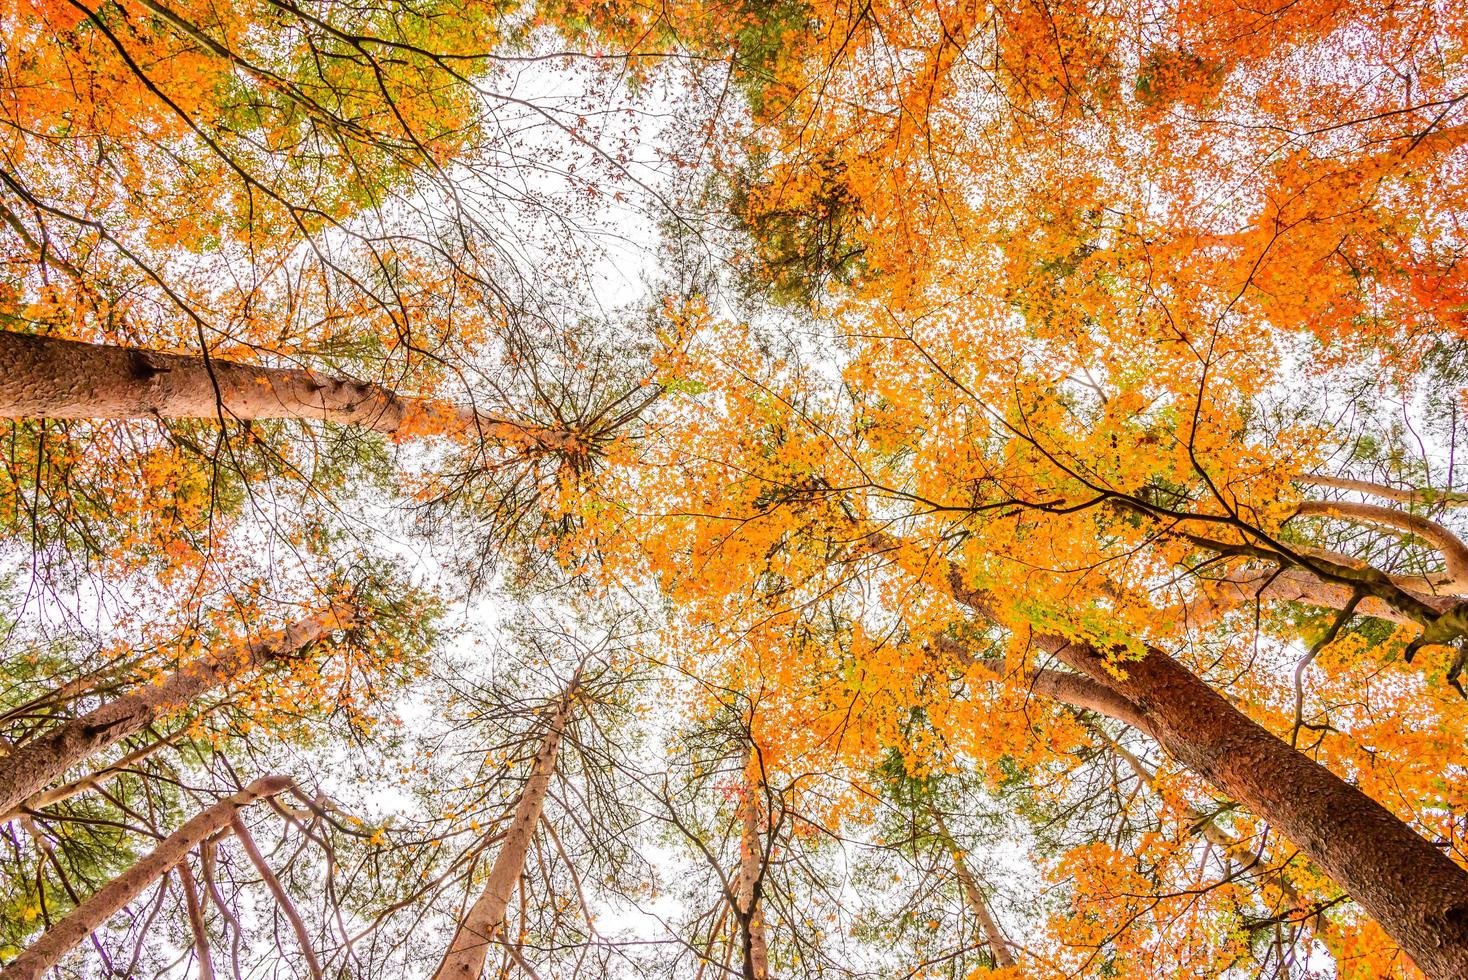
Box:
2, 0, 1466, 977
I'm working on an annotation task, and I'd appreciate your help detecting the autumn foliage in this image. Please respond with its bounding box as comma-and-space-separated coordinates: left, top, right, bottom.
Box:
1, 0, 1467, 978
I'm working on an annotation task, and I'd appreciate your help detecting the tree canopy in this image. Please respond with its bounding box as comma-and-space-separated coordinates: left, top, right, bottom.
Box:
2, 0, 1467, 977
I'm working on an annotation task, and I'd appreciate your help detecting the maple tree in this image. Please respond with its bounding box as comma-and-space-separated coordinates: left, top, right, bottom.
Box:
3, 0, 1468, 978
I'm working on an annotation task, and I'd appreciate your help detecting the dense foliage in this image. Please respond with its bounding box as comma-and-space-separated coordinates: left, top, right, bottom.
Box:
2, 0, 1467, 978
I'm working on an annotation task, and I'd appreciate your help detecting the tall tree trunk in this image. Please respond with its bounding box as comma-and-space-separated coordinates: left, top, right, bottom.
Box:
926, 801, 1016, 969
0, 611, 345, 819
1052, 634, 1468, 977
0, 775, 292, 980
177, 860, 216, 980
433, 670, 581, 980
231, 814, 323, 980
734, 757, 772, 980
942, 569, 1468, 979
0, 330, 571, 448
0, 719, 192, 822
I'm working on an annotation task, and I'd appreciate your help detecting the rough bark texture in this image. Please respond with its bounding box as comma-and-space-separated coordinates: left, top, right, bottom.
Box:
0, 330, 571, 448
1, 727, 180, 822
735, 763, 772, 980
0, 611, 344, 819
0, 330, 413, 431
0, 776, 291, 980
940, 572, 1468, 978
433, 672, 579, 980
928, 803, 1016, 969
1053, 636, 1468, 976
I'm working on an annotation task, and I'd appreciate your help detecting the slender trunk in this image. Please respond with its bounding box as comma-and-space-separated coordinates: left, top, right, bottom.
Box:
0, 776, 292, 980
433, 671, 580, 980
177, 860, 216, 980
201, 838, 246, 979
0, 330, 570, 448
0, 611, 345, 819
735, 759, 771, 980
926, 802, 1016, 968
923, 556, 1468, 977
231, 814, 322, 980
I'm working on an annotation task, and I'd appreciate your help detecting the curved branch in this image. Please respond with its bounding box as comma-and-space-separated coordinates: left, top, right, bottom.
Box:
1194, 566, 1453, 626
230, 814, 323, 980
1294, 499, 1468, 592
1299, 475, 1468, 507
929, 635, 1159, 739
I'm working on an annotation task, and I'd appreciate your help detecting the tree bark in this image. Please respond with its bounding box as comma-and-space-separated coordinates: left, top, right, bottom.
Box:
0, 775, 292, 980
735, 758, 772, 980
1193, 566, 1443, 626
0, 720, 190, 822
433, 671, 580, 980
926, 801, 1016, 969
858, 522, 1468, 977
1098, 729, 1340, 945
1058, 639, 1462, 953
0, 611, 346, 819
231, 813, 322, 980
177, 859, 216, 980
0, 330, 572, 449
1294, 499, 1468, 593
1298, 475, 1468, 507
943, 572, 1468, 978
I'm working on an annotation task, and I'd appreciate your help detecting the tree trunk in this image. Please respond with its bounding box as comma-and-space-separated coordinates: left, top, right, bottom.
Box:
0, 611, 345, 819
0, 720, 190, 822
1099, 730, 1341, 958
433, 671, 580, 980
735, 758, 772, 980
942, 570, 1468, 978
1048, 634, 1467, 969
231, 813, 323, 980
926, 801, 1016, 969
0, 775, 292, 980
177, 860, 216, 980
0, 330, 571, 448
